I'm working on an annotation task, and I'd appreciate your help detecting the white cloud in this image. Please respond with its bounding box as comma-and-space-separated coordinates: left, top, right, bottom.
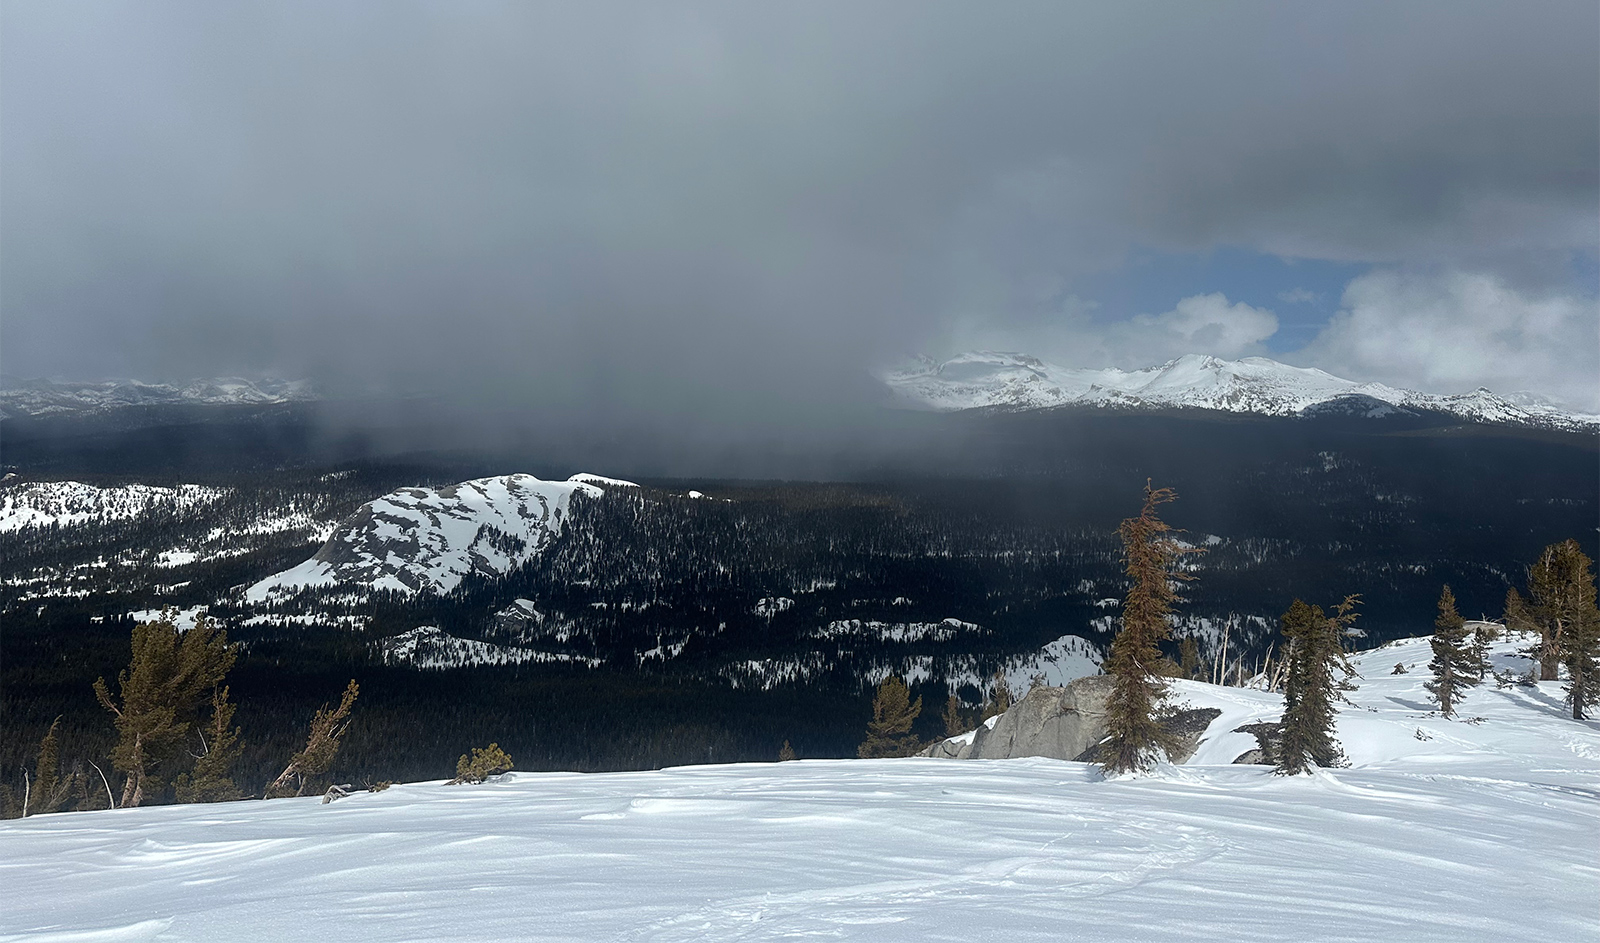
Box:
1277, 288, 1318, 304
1299, 270, 1600, 411
1129, 293, 1279, 357
941, 293, 1278, 370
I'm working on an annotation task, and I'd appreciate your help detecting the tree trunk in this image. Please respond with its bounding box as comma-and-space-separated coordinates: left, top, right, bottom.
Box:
1540, 628, 1561, 681
120, 733, 144, 808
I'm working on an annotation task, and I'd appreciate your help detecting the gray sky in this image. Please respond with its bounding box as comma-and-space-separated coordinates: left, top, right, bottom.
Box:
4, 1, 1597, 428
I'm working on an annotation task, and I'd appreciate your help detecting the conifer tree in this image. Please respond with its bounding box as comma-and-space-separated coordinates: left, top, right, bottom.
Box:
174, 686, 244, 803
24, 718, 77, 816
265, 680, 360, 798
941, 694, 967, 737
1547, 545, 1600, 719
1468, 620, 1497, 681
1100, 483, 1199, 775
1275, 596, 1359, 774
1505, 539, 1597, 682
1178, 636, 1201, 680
857, 676, 923, 758
777, 740, 797, 761
1425, 585, 1477, 718
980, 671, 1012, 722
93, 614, 236, 807
450, 743, 513, 784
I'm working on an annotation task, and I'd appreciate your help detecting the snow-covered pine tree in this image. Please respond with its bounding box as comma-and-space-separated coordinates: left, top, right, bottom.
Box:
1100, 483, 1199, 776
1425, 585, 1478, 718
857, 676, 923, 758
1275, 597, 1359, 774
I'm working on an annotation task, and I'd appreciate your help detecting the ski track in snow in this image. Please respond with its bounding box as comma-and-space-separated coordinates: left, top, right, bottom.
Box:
2, 636, 1596, 942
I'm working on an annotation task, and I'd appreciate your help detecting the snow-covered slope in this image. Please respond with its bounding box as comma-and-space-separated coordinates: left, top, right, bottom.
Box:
0, 480, 228, 533
2, 633, 1594, 942
377, 625, 599, 670
246, 473, 624, 601
884, 352, 1600, 431
0, 377, 317, 419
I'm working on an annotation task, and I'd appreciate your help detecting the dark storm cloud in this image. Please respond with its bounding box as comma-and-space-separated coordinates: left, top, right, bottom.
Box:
3, 1, 1596, 437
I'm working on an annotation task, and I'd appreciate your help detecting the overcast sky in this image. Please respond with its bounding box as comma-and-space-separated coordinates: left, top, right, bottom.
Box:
4, 1, 1597, 425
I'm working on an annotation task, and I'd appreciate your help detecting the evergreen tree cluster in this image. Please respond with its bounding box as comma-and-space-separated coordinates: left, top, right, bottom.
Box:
1274, 597, 1359, 774
92, 613, 238, 807
857, 676, 923, 758
1504, 539, 1600, 719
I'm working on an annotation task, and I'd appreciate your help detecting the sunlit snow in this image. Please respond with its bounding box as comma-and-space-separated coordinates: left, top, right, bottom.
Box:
4, 635, 1593, 941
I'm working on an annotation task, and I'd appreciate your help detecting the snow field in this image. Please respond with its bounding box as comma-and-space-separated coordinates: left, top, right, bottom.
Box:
2, 635, 1595, 942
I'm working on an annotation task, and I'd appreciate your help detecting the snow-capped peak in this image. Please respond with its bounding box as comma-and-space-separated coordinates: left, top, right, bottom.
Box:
0, 376, 319, 419
883, 352, 1599, 431
245, 472, 633, 601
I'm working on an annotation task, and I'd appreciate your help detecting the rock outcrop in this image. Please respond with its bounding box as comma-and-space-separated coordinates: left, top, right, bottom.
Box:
920, 675, 1221, 764
921, 676, 1115, 761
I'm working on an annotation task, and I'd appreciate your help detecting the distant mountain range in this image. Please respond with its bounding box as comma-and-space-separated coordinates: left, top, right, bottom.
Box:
884, 353, 1599, 432
0, 377, 317, 419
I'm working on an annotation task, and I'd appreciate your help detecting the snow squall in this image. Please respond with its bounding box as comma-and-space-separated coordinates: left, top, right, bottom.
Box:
2, 636, 1595, 942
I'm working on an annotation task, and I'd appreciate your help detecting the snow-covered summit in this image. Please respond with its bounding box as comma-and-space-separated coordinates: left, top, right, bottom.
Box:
884, 352, 1600, 431
245, 473, 627, 601
0, 376, 318, 419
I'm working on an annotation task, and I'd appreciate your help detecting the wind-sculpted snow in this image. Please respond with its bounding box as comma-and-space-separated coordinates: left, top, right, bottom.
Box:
0, 376, 317, 418
246, 474, 620, 600
3, 634, 1595, 942
885, 352, 1600, 431
0, 480, 228, 532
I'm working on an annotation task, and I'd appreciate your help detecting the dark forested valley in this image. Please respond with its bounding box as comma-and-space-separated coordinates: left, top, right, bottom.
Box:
2, 402, 1595, 802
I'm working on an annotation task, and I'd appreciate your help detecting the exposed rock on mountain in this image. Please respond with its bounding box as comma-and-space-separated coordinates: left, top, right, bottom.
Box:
922, 675, 1219, 764
884, 352, 1599, 431
246, 473, 626, 601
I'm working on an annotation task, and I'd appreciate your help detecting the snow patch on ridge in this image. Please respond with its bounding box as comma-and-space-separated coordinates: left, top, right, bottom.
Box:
246, 473, 624, 601
0, 481, 228, 533
378, 625, 598, 670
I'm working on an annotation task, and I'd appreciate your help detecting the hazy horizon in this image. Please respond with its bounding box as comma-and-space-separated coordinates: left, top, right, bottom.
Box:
4, 1, 1596, 448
